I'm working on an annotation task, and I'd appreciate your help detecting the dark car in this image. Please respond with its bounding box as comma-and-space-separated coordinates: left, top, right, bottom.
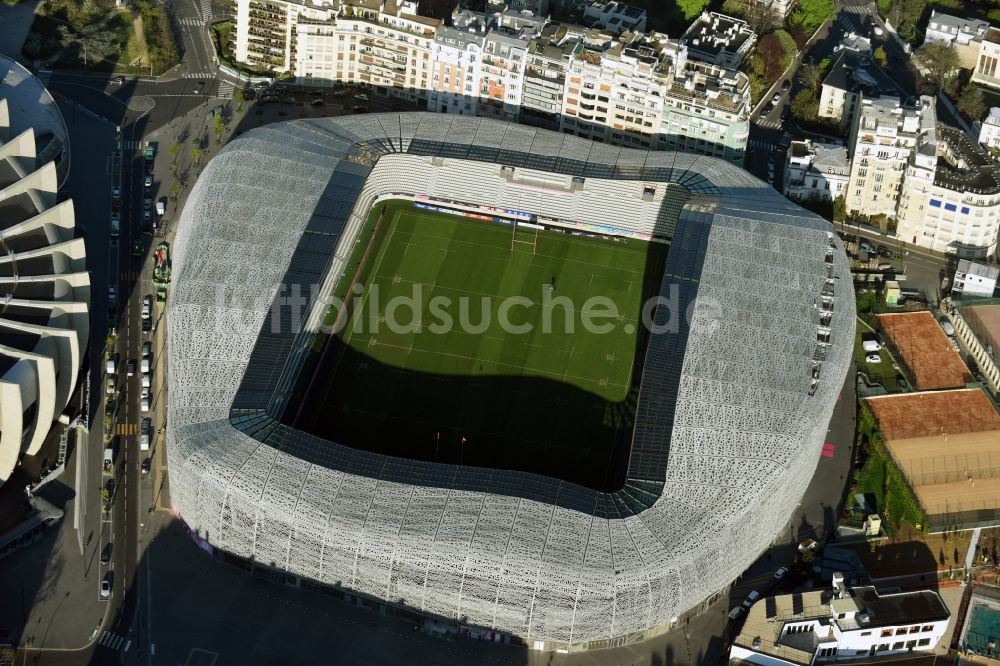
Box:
142, 317, 152, 333
101, 543, 112, 564
141, 458, 151, 476
781, 79, 791, 91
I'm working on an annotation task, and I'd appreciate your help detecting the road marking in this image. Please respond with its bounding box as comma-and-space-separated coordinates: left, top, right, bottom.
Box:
99, 632, 126, 650
116, 422, 138, 435
184, 648, 219, 665
217, 81, 234, 100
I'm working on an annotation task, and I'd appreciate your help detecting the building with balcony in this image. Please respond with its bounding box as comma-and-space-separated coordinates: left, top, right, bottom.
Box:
925, 9, 989, 70
235, 0, 751, 160
520, 24, 582, 129
681, 11, 756, 69
730, 574, 949, 665
897, 124, 1000, 259
784, 139, 850, 203
845, 96, 932, 221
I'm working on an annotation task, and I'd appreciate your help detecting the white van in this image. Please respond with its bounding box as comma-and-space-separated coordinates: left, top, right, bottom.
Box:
106, 354, 118, 375
141, 356, 150, 374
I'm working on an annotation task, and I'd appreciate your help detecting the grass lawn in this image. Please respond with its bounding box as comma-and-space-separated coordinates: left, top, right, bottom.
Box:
295, 201, 668, 490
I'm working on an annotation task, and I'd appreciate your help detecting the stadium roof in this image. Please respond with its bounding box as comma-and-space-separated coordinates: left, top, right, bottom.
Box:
167, 113, 854, 647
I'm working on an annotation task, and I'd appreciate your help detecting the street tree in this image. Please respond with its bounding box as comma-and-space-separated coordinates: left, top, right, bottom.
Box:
800, 62, 823, 92
958, 84, 986, 121
914, 42, 959, 90
833, 195, 846, 224
169, 140, 179, 164
790, 89, 819, 122
191, 146, 202, 164
212, 114, 224, 144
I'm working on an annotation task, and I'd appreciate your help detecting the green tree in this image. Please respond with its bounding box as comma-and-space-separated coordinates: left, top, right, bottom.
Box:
914, 42, 959, 90
789, 0, 834, 34
191, 146, 202, 164
234, 88, 245, 109
169, 180, 180, 200
958, 84, 986, 121
169, 140, 179, 165
675, 0, 710, 21
774, 30, 798, 72
790, 89, 819, 122
833, 195, 846, 224
873, 45, 887, 67
800, 62, 823, 92
212, 114, 224, 144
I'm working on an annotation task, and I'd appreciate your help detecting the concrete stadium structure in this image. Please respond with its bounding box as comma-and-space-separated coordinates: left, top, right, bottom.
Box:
0, 96, 89, 484
167, 113, 854, 649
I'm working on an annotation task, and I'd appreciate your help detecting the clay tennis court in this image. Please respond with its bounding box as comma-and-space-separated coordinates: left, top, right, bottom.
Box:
877, 311, 972, 390
869, 390, 1000, 519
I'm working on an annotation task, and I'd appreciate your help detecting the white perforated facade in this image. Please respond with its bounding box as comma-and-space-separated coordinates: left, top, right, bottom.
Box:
167, 113, 854, 648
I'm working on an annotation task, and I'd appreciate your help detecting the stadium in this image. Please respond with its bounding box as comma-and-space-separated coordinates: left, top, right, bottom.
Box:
167, 113, 854, 649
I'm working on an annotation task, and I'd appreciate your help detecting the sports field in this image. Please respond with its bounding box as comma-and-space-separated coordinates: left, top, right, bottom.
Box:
295, 201, 669, 490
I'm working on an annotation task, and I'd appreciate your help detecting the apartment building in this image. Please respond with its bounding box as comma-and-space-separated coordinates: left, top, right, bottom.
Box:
784, 139, 850, 203
427, 12, 487, 116
659, 60, 750, 163
925, 9, 989, 69
233, 0, 752, 160
730, 574, 949, 666
845, 96, 931, 220
979, 106, 1000, 150
953, 259, 999, 297
819, 50, 902, 126
520, 24, 583, 130
577, 0, 646, 34
974, 27, 1000, 91
681, 11, 756, 69
897, 125, 1000, 259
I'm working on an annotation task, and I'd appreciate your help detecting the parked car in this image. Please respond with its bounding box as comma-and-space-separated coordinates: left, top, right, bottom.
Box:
140, 397, 150, 413
729, 605, 744, 620
112, 185, 120, 197
142, 341, 152, 356
142, 317, 152, 333
771, 93, 781, 106
354, 93, 369, 101
101, 543, 112, 564
141, 458, 151, 476
865, 353, 882, 364
110, 77, 124, 86
142, 294, 152, 320
743, 590, 760, 608
781, 79, 791, 91
774, 566, 789, 581
100, 576, 111, 599
144, 175, 153, 188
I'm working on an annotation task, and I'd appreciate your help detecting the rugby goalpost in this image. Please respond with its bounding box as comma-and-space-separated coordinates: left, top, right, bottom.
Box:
510, 219, 543, 253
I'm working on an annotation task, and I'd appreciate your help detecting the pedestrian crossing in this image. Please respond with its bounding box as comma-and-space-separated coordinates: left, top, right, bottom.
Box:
98, 632, 126, 651
183, 72, 215, 79
115, 422, 138, 435
124, 139, 143, 150
198, 0, 213, 22
747, 138, 776, 151
217, 80, 234, 99
178, 17, 203, 26
754, 118, 782, 130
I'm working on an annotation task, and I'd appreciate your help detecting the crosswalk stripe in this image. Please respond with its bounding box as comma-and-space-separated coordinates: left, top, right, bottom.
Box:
99, 632, 125, 650
217, 81, 234, 99
116, 423, 137, 435
199, 0, 213, 22
183, 72, 215, 78
178, 17, 203, 26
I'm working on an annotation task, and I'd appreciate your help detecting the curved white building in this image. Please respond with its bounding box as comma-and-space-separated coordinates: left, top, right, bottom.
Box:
167, 113, 854, 649
0, 96, 89, 483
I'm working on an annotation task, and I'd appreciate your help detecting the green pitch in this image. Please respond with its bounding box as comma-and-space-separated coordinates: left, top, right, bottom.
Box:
295, 201, 669, 491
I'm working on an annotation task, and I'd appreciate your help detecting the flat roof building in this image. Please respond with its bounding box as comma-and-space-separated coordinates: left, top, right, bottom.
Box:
681, 11, 756, 69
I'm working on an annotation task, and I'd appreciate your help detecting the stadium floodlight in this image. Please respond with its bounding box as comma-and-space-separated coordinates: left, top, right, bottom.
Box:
167, 113, 854, 650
